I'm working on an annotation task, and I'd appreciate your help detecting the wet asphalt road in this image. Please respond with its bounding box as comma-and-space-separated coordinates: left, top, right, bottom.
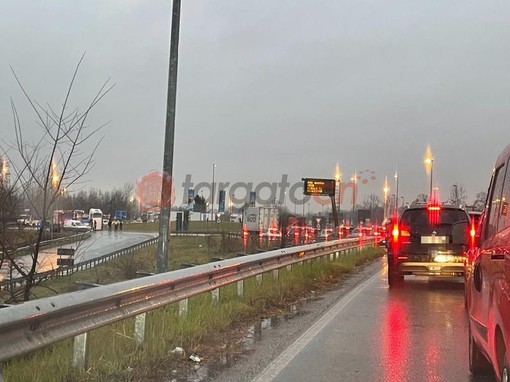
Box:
252, 260, 496, 382
11, 231, 157, 275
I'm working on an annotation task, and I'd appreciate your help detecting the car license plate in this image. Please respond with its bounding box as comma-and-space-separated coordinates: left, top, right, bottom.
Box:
429, 265, 441, 271
421, 236, 447, 244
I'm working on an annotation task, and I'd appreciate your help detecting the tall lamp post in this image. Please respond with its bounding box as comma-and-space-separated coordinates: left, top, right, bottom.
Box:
424, 146, 434, 201
350, 172, 357, 226
335, 164, 342, 209
383, 177, 389, 220
424, 157, 434, 200
211, 163, 216, 222
1, 157, 8, 188
394, 172, 399, 213
335, 164, 342, 231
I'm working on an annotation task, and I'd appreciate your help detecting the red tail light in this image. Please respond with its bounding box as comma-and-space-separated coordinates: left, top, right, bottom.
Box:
427, 204, 441, 225
469, 218, 476, 250
392, 223, 411, 254
392, 224, 399, 241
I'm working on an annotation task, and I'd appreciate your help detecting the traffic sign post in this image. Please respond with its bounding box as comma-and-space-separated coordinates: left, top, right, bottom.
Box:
302, 178, 339, 234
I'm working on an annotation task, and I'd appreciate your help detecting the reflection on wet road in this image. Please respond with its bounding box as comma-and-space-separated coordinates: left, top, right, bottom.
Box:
1, 231, 157, 279
255, 259, 495, 382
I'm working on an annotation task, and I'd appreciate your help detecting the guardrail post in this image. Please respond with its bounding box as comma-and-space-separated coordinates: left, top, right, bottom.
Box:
179, 299, 188, 318
72, 332, 89, 369
211, 288, 220, 305
272, 269, 279, 280
134, 313, 146, 345
256, 274, 263, 285
236, 280, 244, 297
330, 253, 334, 261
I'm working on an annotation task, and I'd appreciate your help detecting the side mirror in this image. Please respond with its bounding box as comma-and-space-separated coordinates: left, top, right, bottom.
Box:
452, 221, 469, 246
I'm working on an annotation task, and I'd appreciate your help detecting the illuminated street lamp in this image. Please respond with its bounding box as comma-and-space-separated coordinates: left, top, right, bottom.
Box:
383, 176, 390, 220
394, 172, 399, 213
334, 164, 342, 208
51, 160, 60, 191
424, 146, 434, 200
350, 172, 357, 226
1, 157, 8, 188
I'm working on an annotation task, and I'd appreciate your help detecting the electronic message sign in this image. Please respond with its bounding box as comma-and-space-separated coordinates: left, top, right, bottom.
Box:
302, 178, 336, 196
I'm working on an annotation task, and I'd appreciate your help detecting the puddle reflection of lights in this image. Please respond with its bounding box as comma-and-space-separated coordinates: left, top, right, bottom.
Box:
381, 300, 410, 382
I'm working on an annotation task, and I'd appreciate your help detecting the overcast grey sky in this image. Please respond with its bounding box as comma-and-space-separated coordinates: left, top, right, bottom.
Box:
1, 1, 509, 211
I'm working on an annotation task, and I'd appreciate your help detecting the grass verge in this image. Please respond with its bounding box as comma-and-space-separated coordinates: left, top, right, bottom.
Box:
3, 243, 384, 382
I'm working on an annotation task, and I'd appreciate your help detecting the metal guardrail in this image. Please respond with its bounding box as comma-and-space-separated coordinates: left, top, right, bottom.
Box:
0, 237, 159, 290
0, 237, 375, 374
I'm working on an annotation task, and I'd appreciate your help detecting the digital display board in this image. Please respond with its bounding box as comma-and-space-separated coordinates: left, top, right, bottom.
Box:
302, 178, 336, 196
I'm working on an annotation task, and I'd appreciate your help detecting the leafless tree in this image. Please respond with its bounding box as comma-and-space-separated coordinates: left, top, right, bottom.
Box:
416, 193, 428, 203
472, 191, 487, 211
362, 194, 382, 210
447, 184, 467, 207
0, 54, 114, 302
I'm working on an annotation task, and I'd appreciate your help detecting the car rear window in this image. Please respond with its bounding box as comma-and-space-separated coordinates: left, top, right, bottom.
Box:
400, 208, 468, 228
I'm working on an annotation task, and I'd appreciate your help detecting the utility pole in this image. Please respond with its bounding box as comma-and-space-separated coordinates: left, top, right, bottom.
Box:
394, 172, 399, 213
157, 0, 181, 274
211, 163, 216, 222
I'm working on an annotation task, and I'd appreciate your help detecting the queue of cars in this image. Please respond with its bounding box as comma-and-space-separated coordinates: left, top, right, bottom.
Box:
385, 143, 510, 381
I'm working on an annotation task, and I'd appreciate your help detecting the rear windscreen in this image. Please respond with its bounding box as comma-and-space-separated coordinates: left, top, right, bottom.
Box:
400, 209, 468, 228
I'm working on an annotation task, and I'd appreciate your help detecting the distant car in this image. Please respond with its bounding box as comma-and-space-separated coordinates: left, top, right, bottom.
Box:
62, 219, 91, 232
466, 210, 482, 227
319, 228, 334, 238
467, 143, 510, 380
103, 218, 109, 226
387, 204, 470, 287
16, 214, 31, 226
347, 228, 363, 238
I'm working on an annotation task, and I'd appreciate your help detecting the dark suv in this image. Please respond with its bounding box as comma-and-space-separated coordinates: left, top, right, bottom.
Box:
387, 204, 470, 287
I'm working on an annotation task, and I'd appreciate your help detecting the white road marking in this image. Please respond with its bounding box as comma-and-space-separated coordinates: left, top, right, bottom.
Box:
252, 269, 381, 382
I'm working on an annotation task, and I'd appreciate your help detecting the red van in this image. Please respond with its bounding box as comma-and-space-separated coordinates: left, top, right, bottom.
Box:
467, 143, 510, 381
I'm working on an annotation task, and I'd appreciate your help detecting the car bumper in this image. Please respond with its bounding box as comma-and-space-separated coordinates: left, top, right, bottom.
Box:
398, 262, 464, 277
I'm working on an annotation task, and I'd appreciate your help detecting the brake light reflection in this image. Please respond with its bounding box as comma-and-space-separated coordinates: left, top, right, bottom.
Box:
469, 217, 476, 251
380, 300, 410, 382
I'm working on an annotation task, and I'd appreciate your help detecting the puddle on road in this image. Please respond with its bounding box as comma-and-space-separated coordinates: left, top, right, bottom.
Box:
173, 300, 308, 382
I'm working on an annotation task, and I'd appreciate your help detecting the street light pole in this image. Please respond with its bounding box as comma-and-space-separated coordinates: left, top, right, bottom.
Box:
334, 164, 342, 233
211, 163, 216, 222
351, 172, 357, 226
394, 172, 399, 213
156, 0, 181, 274
430, 159, 434, 199
383, 176, 389, 220
424, 155, 434, 201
